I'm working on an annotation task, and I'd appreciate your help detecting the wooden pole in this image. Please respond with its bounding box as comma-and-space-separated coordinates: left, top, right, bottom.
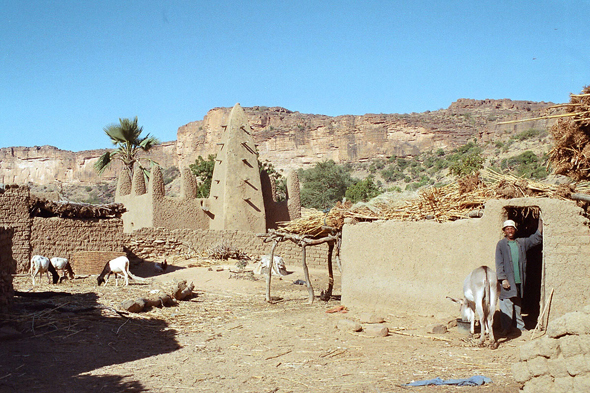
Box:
320, 241, 335, 301
497, 112, 580, 125
335, 233, 342, 273
301, 245, 314, 304
530, 288, 554, 340
571, 193, 590, 203
265, 239, 278, 302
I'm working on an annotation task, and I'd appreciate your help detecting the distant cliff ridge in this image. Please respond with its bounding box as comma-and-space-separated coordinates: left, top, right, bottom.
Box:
0, 99, 555, 186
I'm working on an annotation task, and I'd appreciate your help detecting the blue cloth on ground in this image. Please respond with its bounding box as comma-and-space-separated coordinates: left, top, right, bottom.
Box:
403, 375, 492, 387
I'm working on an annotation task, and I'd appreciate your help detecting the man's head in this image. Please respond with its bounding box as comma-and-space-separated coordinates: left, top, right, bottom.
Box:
502, 219, 517, 240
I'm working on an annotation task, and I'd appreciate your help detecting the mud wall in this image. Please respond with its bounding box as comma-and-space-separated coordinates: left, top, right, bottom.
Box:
122, 227, 329, 269
0, 186, 31, 272
341, 198, 590, 321
0, 227, 14, 311
31, 217, 124, 261
512, 307, 590, 392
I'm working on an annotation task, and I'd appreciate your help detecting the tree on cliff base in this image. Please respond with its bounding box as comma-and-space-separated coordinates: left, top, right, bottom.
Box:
298, 160, 354, 210
94, 117, 160, 178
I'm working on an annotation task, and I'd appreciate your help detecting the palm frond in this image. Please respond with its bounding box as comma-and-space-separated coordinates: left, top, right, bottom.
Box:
138, 134, 160, 150
94, 151, 115, 175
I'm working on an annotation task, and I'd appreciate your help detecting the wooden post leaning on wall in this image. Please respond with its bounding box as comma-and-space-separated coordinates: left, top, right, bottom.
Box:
319, 241, 335, 301
265, 239, 279, 302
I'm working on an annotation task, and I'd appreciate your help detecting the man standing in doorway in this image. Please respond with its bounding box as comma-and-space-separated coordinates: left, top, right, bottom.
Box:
495, 218, 543, 335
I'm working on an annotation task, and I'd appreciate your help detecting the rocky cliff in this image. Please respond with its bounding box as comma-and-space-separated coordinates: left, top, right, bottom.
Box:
177, 99, 555, 173
0, 99, 555, 187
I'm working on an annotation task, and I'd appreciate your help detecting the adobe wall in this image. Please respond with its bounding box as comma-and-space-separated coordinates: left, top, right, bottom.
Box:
117, 165, 211, 233
122, 227, 329, 269
31, 217, 124, 261
0, 227, 14, 311
0, 185, 31, 272
341, 198, 590, 322
153, 197, 211, 231
511, 306, 590, 391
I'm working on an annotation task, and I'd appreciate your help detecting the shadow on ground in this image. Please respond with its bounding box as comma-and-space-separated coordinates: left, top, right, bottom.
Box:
0, 288, 180, 392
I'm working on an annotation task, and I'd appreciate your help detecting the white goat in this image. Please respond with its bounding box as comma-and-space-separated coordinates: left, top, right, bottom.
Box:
448, 266, 500, 348
97, 256, 145, 286
50, 257, 75, 282
30, 255, 58, 286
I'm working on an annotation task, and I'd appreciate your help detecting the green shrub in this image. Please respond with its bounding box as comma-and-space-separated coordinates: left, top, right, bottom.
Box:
500, 151, 548, 179
512, 128, 547, 141
345, 175, 382, 203
189, 155, 216, 198
298, 160, 354, 209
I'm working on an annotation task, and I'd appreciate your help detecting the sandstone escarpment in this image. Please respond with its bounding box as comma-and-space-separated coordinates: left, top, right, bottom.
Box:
0, 142, 177, 186
177, 99, 556, 173
0, 99, 556, 187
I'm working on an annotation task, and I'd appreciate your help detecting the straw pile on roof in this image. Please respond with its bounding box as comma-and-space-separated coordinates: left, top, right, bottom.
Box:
29, 196, 126, 219
548, 86, 590, 181
278, 170, 589, 236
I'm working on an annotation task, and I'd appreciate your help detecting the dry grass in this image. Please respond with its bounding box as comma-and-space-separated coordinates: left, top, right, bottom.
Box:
278, 169, 590, 236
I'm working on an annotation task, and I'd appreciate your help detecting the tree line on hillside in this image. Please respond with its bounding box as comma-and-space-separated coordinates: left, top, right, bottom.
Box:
188, 128, 550, 210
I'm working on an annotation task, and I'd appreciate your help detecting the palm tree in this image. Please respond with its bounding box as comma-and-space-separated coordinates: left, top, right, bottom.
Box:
94, 117, 160, 178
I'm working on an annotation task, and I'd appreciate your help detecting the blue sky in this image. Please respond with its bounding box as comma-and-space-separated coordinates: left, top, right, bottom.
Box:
1, 1, 589, 152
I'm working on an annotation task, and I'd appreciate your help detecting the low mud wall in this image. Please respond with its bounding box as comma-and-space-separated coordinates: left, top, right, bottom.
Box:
512, 307, 590, 392
0, 227, 14, 311
123, 227, 329, 269
0, 186, 31, 272
31, 217, 124, 262
341, 198, 590, 321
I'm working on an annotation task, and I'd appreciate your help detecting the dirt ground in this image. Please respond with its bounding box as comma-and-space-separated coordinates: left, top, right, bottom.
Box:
0, 258, 526, 393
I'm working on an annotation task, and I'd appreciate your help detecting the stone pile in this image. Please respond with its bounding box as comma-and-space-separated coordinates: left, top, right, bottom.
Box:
512, 307, 590, 392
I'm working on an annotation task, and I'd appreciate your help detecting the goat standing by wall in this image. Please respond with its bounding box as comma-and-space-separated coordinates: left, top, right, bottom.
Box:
30, 255, 59, 286
50, 257, 75, 282
448, 266, 500, 349
97, 256, 145, 286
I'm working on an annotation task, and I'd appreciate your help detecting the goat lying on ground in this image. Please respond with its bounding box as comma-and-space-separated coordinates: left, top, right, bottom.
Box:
97, 256, 145, 286
448, 265, 500, 349
30, 255, 59, 286
50, 257, 75, 282
154, 259, 168, 273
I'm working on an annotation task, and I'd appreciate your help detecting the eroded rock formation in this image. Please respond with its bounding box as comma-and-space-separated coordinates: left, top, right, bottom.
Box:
0, 99, 555, 187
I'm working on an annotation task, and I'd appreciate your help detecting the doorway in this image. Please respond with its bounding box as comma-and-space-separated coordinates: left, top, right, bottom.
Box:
504, 206, 543, 328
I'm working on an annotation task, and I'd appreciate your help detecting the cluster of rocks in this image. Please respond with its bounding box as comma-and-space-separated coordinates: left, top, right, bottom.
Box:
512, 307, 590, 392
335, 313, 389, 337
121, 279, 195, 313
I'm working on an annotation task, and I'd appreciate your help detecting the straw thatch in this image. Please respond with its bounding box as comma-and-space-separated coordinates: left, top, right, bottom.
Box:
277, 170, 590, 235
548, 86, 590, 181
29, 196, 126, 219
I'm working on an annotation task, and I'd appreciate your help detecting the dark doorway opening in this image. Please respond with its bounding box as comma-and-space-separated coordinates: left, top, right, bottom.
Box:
504, 206, 543, 329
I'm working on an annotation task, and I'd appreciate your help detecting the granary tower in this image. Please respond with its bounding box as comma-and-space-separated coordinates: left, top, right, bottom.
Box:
208, 103, 266, 232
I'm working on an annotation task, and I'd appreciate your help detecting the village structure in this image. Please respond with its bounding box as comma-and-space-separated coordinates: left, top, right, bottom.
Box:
1, 97, 590, 391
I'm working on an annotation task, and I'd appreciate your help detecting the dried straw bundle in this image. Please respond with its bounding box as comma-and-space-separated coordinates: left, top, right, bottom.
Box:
278, 205, 346, 237
279, 170, 589, 235
549, 86, 590, 181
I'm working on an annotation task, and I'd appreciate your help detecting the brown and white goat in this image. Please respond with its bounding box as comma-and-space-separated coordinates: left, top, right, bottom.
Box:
30, 255, 59, 286
448, 266, 500, 348
50, 257, 75, 282
97, 256, 145, 286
